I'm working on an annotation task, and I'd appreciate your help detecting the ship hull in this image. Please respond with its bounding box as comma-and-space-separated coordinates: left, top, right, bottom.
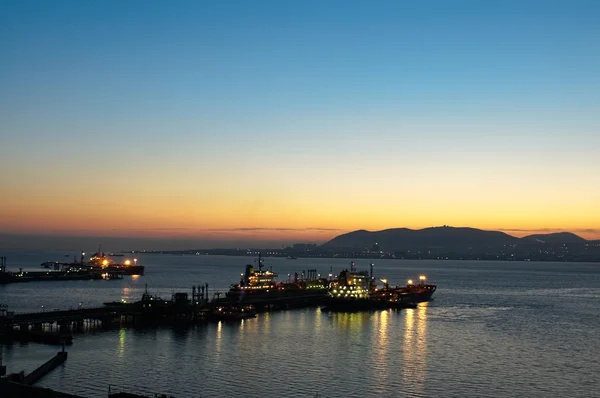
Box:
92, 265, 145, 275
321, 297, 387, 312
226, 288, 328, 304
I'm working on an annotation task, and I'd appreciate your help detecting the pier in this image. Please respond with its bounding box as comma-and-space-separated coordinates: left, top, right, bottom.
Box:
0, 256, 133, 285
1, 348, 82, 398
23, 350, 68, 385
0, 284, 332, 344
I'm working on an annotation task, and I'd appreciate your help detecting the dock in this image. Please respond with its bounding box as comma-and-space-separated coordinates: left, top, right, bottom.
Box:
24, 350, 68, 385
1, 348, 81, 398
0, 256, 130, 285
0, 379, 85, 398
0, 283, 333, 345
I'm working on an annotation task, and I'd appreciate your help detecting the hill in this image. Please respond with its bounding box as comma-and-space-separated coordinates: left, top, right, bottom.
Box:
321, 226, 520, 252
520, 232, 587, 244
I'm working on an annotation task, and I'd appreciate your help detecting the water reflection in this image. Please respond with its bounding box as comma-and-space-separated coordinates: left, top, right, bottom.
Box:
327, 311, 371, 332
117, 328, 126, 358
215, 321, 223, 359
261, 311, 272, 333
121, 287, 131, 303
373, 310, 390, 385
402, 303, 429, 395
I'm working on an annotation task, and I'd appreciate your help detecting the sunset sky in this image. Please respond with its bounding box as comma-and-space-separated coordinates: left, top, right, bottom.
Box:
2, 0, 599, 248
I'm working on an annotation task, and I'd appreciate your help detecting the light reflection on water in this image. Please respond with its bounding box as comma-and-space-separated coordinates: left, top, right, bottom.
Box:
402, 304, 428, 396
1, 254, 600, 397
117, 328, 126, 359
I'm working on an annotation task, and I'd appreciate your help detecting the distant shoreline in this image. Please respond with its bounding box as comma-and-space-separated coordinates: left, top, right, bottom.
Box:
127, 251, 600, 263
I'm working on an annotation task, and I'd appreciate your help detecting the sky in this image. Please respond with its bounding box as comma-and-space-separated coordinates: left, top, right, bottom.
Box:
1, 0, 599, 249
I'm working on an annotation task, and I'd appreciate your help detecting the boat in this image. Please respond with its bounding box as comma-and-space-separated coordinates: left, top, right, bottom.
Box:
321, 262, 435, 312
389, 276, 437, 303
225, 253, 329, 304
40, 261, 61, 269
321, 263, 385, 312
210, 304, 256, 321
87, 252, 145, 275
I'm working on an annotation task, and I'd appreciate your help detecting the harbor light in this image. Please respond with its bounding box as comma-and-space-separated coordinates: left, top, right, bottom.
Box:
134, 259, 137, 265
124, 260, 131, 266
407, 279, 413, 285
419, 275, 426, 283
102, 259, 109, 267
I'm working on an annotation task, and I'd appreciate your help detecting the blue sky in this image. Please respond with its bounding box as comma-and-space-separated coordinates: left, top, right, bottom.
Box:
1, 0, 599, 247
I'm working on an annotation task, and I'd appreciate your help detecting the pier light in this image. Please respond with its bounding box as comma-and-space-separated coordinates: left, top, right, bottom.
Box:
134, 259, 137, 265
102, 259, 109, 267
407, 279, 413, 285
419, 275, 426, 283
124, 260, 131, 266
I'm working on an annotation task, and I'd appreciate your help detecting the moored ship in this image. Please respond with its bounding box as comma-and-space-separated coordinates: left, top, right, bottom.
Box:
87, 252, 145, 275
322, 262, 436, 312
394, 275, 437, 303
225, 254, 329, 304
321, 262, 392, 312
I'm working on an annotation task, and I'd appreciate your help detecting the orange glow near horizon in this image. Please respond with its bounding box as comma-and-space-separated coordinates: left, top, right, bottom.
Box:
2, 164, 599, 242
2, 1, 600, 248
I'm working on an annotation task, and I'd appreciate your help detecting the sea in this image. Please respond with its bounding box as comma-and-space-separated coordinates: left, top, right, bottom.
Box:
1, 250, 599, 398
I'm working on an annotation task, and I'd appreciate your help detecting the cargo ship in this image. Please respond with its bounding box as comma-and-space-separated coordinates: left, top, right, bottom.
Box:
36, 252, 144, 276
225, 254, 329, 304
87, 252, 145, 275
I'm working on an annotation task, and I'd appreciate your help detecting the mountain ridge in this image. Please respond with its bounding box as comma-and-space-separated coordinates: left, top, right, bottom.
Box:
321, 226, 589, 252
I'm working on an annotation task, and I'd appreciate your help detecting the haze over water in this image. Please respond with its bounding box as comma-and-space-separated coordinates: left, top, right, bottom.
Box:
2, 252, 599, 397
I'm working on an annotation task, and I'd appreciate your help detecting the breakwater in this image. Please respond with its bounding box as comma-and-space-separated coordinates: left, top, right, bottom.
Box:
24, 351, 68, 385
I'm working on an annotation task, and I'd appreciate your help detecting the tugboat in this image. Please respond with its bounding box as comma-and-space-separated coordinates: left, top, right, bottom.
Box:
393, 276, 437, 303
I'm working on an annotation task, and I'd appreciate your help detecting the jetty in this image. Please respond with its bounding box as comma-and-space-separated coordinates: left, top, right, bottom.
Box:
0, 346, 81, 398
0, 256, 125, 284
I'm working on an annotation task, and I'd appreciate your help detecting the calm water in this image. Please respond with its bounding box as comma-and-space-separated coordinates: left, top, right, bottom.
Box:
1, 251, 600, 398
